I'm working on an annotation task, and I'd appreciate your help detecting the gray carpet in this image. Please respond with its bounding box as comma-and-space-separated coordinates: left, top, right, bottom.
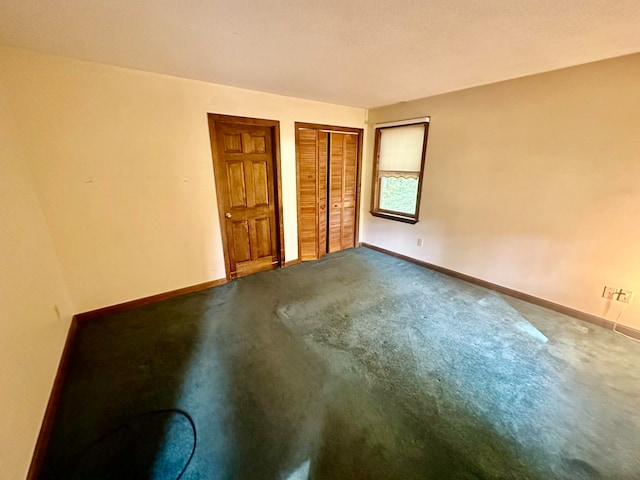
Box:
41, 247, 640, 479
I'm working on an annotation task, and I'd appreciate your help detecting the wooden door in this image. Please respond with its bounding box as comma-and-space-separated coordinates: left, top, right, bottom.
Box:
209, 116, 281, 278
297, 129, 327, 261
296, 124, 362, 261
328, 133, 357, 253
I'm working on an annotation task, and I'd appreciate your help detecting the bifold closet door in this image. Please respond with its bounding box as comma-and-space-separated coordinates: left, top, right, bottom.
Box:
297, 129, 327, 261
297, 127, 358, 261
328, 133, 357, 253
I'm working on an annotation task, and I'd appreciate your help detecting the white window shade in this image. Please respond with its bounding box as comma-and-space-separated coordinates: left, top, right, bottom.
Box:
378, 124, 425, 172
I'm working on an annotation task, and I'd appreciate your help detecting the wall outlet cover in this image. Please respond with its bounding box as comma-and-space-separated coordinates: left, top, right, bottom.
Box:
618, 289, 634, 304
602, 286, 616, 299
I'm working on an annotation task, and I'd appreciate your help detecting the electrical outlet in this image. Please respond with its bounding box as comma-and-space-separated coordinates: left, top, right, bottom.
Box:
617, 289, 634, 304
417, 238, 423, 247
602, 286, 634, 303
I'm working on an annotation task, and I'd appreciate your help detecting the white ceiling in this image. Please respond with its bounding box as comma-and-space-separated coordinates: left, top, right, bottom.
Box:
1, 0, 640, 108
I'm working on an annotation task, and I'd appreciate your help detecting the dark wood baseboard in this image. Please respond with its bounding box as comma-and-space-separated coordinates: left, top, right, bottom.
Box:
284, 258, 302, 268
27, 317, 79, 480
28, 276, 230, 478
27, 248, 638, 477
75, 278, 228, 322
361, 243, 640, 340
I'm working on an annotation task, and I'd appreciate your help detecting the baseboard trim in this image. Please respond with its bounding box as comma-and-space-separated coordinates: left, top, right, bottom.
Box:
28, 276, 230, 477
75, 277, 228, 322
27, 317, 79, 480
284, 258, 302, 268
361, 243, 640, 340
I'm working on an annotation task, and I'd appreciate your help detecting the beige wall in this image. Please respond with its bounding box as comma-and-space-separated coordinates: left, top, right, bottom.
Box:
3, 44, 637, 478
0, 47, 364, 476
0, 82, 73, 479
363, 53, 640, 329
0, 46, 366, 313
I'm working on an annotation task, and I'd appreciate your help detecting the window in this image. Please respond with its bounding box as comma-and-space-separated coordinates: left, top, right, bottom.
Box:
370, 118, 429, 224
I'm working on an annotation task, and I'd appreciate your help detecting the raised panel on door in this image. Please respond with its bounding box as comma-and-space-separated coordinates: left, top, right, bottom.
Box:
232, 220, 251, 264
211, 119, 280, 278
252, 161, 269, 206
255, 217, 272, 258
227, 162, 247, 208
223, 133, 243, 153
245, 133, 266, 154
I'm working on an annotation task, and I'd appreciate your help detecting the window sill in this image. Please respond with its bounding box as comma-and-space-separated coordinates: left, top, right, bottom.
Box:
370, 211, 418, 224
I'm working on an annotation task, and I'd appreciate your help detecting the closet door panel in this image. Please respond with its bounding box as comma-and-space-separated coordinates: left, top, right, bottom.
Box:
342, 133, 358, 249
298, 129, 320, 261
296, 124, 359, 261
328, 133, 345, 254
317, 131, 328, 258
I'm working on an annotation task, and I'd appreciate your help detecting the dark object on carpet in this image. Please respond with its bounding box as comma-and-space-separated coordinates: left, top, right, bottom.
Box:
62, 409, 195, 480
38, 247, 640, 479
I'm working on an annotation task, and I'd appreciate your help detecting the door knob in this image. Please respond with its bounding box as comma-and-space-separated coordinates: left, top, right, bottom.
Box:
225, 212, 232, 218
